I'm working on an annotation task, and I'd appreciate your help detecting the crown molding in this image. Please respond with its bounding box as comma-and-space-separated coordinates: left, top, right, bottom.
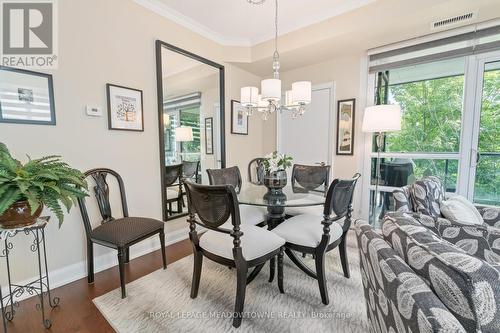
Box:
135, 0, 376, 47
134, 0, 252, 46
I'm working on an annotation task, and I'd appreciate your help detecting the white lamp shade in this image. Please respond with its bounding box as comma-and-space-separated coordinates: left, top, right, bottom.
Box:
285, 90, 294, 106
291, 81, 311, 104
175, 126, 193, 142
241, 86, 258, 107
362, 105, 402, 133
261, 79, 281, 101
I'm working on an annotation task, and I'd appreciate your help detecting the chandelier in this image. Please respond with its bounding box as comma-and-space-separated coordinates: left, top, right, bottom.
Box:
240, 0, 311, 120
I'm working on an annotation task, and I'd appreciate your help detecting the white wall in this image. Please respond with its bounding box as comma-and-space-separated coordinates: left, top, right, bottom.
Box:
0, 0, 269, 288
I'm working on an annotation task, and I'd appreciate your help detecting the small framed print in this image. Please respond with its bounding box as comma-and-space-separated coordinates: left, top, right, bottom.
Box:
231, 100, 248, 135
336, 98, 356, 156
106, 84, 144, 131
205, 117, 214, 155
0, 66, 56, 125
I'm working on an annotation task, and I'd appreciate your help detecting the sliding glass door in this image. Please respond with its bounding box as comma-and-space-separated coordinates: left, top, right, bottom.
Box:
467, 56, 500, 206
364, 51, 500, 224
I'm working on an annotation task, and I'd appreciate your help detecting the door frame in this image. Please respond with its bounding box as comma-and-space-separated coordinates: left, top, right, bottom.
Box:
276, 82, 336, 167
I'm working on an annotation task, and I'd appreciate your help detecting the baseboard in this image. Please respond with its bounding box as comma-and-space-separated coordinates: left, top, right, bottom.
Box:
1, 227, 189, 303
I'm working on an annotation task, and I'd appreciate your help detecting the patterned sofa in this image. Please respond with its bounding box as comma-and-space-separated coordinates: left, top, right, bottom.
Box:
355, 177, 500, 332
391, 176, 500, 266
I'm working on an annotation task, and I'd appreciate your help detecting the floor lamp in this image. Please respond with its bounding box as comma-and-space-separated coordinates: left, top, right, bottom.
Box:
362, 105, 401, 224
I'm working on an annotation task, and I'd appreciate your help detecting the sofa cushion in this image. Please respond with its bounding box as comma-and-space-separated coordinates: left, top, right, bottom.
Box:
411, 176, 445, 218
355, 221, 465, 333
441, 198, 483, 225
477, 206, 500, 228
382, 214, 500, 332
392, 186, 413, 212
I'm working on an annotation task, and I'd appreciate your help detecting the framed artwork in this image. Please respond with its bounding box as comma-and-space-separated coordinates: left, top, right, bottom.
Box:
231, 100, 248, 135
106, 84, 144, 131
205, 117, 214, 155
0, 66, 56, 125
336, 98, 356, 155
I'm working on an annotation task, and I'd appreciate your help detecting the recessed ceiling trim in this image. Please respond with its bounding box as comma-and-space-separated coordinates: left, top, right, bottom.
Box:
134, 0, 252, 46
135, 0, 376, 47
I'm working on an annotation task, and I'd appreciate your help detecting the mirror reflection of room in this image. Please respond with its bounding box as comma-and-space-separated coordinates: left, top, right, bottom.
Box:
161, 46, 221, 220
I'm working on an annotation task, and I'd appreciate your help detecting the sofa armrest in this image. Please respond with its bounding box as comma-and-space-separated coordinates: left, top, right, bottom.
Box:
476, 205, 500, 228
354, 220, 466, 333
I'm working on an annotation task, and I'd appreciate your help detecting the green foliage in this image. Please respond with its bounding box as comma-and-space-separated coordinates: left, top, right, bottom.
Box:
0, 143, 88, 227
262, 151, 293, 173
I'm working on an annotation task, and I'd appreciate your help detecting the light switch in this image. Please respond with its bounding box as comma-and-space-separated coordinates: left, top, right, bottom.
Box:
86, 105, 102, 117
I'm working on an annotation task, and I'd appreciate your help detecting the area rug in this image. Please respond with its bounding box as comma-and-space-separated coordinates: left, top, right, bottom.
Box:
93, 231, 369, 332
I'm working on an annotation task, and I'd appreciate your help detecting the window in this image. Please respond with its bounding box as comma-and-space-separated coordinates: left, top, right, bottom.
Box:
364, 25, 500, 225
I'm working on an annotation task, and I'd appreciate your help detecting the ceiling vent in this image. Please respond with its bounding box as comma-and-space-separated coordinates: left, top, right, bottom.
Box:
431, 11, 477, 30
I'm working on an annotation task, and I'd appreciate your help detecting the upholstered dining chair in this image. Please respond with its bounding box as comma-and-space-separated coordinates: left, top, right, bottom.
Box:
207, 166, 267, 226
285, 164, 331, 216
272, 173, 360, 305
77, 168, 166, 298
164, 164, 183, 216
248, 157, 265, 185
184, 181, 285, 328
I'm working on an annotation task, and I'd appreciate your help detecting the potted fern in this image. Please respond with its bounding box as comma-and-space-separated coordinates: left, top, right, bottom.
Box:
0, 143, 88, 229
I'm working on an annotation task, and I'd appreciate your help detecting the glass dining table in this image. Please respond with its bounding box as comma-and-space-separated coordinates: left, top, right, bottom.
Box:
237, 182, 327, 284
238, 182, 327, 227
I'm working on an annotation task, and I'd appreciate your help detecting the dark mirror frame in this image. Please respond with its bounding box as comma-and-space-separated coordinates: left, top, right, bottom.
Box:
155, 40, 226, 221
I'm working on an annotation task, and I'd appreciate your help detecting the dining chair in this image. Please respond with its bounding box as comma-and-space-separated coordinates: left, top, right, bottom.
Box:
184, 181, 285, 328
77, 168, 166, 298
285, 164, 331, 216
207, 166, 267, 226
272, 173, 361, 305
164, 164, 183, 216
182, 160, 201, 183
248, 157, 265, 185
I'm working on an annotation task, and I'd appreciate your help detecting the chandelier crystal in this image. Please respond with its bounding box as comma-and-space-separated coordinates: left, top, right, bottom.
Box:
240, 0, 311, 120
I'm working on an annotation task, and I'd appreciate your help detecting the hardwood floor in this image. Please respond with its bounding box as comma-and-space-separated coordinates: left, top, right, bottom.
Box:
2, 239, 192, 333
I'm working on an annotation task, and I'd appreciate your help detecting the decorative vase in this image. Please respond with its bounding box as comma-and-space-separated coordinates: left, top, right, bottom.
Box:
0, 201, 43, 229
263, 170, 287, 191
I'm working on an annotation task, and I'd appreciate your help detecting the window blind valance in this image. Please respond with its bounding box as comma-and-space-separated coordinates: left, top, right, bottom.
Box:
368, 23, 500, 73
164, 92, 201, 110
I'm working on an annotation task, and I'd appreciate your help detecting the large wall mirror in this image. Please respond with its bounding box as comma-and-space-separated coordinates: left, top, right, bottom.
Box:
156, 40, 225, 221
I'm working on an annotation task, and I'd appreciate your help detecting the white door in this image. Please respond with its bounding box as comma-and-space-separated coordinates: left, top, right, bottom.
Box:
278, 83, 334, 166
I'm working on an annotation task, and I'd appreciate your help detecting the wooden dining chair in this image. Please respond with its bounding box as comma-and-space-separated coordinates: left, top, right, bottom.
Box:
184, 181, 285, 328
206, 166, 267, 226
248, 157, 265, 185
77, 168, 166, 298
272, 173, 360, 305
164, 164, 183, 216
285, 164, 331, 216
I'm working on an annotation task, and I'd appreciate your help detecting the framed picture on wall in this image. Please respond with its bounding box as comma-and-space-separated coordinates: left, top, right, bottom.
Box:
231, 100, 248, 135
205, 117, 214, 155
106, 83, 144, 131
336, 98, 356, 155
0, 66, 56, 125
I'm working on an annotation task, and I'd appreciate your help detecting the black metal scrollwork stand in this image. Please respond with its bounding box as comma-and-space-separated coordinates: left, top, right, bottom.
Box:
0, 217, 60, 331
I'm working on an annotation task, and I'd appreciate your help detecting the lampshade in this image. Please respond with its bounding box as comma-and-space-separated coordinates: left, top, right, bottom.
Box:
362, 105, 401, 133
261, 79, 281, 101
241, 86, 258, 107
175, 126, 193, 142
285, 90, 294, 106
291, 81, 311, 104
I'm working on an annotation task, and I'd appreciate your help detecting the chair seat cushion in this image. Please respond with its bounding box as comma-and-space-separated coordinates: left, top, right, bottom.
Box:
272, 214, 343, 248
239, 205, 267, 225
199, 225, 285, 261
91, 217, 164, 247
285, 205, 323, 217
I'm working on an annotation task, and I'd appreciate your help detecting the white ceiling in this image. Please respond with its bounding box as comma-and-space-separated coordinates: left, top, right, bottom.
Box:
135, 0, 376, 46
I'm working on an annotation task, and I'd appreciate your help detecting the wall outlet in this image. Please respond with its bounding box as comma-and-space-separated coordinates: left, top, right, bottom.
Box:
86, 105, 102, 117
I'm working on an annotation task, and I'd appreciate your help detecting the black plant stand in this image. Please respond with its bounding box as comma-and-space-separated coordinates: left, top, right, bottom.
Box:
0, 217, 59, 331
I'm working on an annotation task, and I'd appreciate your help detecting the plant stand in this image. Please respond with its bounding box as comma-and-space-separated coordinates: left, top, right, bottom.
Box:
0, 217, 59, 331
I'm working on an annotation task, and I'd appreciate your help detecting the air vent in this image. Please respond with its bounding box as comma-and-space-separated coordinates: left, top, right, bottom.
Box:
431, 11, 477, 30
